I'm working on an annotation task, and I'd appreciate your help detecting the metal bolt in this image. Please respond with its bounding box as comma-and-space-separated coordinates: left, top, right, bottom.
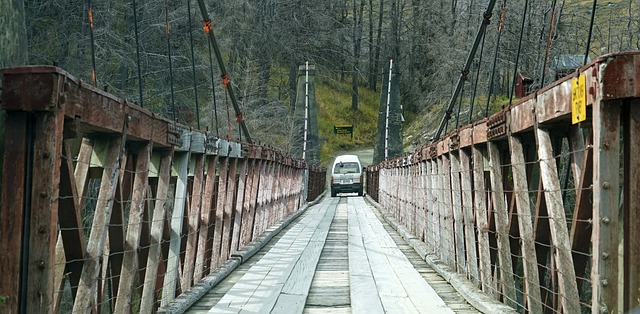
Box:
602, 252, 609, 260
601, 279, 609, 286
38, 261, 45, 269
603, 182, 610, 189
42, 152, 50, 159
603, 143, 609, 150
602, 217, 610, 224
40, 191, 47, 198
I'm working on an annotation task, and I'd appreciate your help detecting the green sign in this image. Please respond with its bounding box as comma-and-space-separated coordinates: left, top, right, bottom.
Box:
334, 125, 353, 138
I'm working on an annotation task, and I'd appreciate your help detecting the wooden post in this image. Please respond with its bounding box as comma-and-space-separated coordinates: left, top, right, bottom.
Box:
73, 137, 124, 313
536, 127, 581, 313
459, 148, 479, 284
487, 141, 516, 307
193, 155, 219, 281
24, 110, 64, 313
140, 151, 172, 313
181, 153, 205, 294
211, 157, 229, 269
220, 158, 238, 264
473, 145, 494, 296
230, 158, 249, 254
162, 144, 191, 305
624, 102, 640, 311
450, 152, 467, 273
114, 143, 151, 313
508, 135, 543, 313
592, 99, 622, 314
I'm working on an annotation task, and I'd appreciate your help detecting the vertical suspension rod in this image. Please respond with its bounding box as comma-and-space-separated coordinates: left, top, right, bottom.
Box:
196, 0, 252, 143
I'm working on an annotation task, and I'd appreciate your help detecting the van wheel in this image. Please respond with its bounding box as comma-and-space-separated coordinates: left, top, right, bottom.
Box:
357, 189, 363, 197
331, 189, 337, 197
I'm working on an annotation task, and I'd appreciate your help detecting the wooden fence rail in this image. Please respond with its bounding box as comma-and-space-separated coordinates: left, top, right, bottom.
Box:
0, 66, 325, 313
366, 51, 640, 314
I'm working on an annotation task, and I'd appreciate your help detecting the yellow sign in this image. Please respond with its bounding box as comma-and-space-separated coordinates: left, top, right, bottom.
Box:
571, 73, 586, 124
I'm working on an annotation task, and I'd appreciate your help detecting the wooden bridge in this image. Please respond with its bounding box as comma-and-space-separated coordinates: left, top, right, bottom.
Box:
0, 51, 639, 313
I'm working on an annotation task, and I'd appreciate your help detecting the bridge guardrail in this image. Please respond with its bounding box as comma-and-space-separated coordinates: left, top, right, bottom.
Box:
0, 66, 325, 313
366, 51, 640, 314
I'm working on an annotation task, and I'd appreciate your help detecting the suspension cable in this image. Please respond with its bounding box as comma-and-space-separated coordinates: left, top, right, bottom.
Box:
132, 0, 144, 108
509, 0, 530, 106
455, 83, 465, 129
196, 0, 252, 143
432, 0, 498, 142
540, 0, 558, 87
468, 31, 486, 124
584, 0, 598, 65
205, 31, 219, 136
187, 0, 201, 129
484, 0, 507, 118
88, 0, 97, 87
165, 0, 176, 121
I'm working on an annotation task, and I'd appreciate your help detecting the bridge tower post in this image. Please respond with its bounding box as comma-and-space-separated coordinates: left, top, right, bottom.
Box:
373, 60, 403, 164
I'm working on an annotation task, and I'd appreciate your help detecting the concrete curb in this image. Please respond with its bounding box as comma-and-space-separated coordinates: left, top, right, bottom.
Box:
364, 195, 518, 314
158, 192, 327, 314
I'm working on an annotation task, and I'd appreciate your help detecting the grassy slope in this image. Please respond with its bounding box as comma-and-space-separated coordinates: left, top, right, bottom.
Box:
315, 76, 380, 165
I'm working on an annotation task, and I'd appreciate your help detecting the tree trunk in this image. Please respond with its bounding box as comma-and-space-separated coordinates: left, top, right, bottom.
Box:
372, 0, 384, 92
351, 0, 366, 110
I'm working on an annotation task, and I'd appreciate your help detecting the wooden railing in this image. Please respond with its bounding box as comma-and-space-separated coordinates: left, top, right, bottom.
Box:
0, 66, 325, 313
366, 51, 640, 313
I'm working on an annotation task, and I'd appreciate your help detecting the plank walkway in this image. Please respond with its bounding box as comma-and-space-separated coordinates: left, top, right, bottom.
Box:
185, 196, 480, 314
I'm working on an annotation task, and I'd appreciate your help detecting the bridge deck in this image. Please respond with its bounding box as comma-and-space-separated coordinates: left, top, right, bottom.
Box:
185, 196, 479, 313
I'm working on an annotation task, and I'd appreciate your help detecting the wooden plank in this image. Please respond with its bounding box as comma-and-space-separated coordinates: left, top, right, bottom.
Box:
272, 201, 336, 313
625, 103, 640, 311
211, 157, 229, 269
472, 145, 494, 296
591, 100, 621, 313
459, 148, 479, 284
536, 127, 581, 313
210, 199, 331, 313
114, 143, 151, 313
181, 153, 205, 293
220, 158, 238, 265
73, 136, 124, 313
139, 151, 172, 313
193, 155, 219, 281
230, 158, 249, 254
487, 141, 517, 307
162, 146, 191, 305
507, 135, 543, 314
449, 152, 467, 273
352, 198, 454, 313
347, 203, 386, 314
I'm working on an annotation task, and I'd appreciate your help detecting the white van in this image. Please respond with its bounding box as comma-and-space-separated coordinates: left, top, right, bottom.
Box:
330, 154, 364, 197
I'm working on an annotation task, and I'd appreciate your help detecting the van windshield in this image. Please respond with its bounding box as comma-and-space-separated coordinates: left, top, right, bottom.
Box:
333, 162, 360, 174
